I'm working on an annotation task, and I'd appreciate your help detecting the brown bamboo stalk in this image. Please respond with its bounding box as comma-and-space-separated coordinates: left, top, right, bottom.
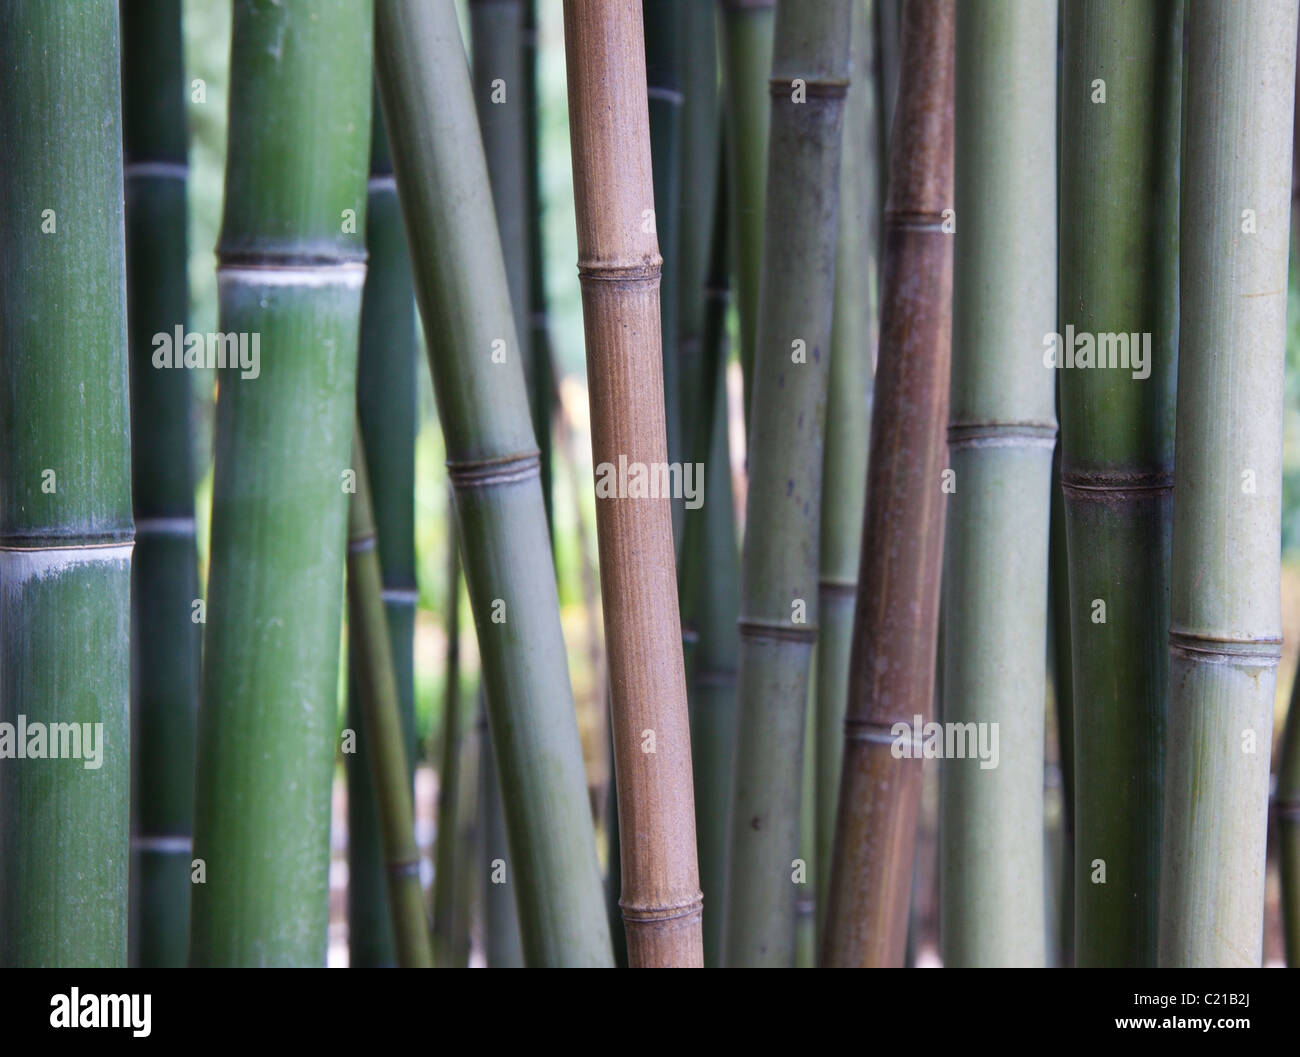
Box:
562, 0, 703, 968
821, 0, 954, 968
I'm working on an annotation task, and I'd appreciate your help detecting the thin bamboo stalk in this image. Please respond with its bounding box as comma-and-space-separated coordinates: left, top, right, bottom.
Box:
479, 708, 524, 966
718, 0, 774, 420
940, 0, 1056, 967
1049, 435, 1075, 966
1159, 0, 1297, 967
563, 0, 703, 968
724, 0, 853, 969
189, 0, 373, 967
821, 0, 954, 968
375, 0, 611, 966
121, 0, 199, 969
431, 503, 462, 967
813, 0, 879, 948
346, 433, 433, 969
451, 696, 480, 967
1059, 0, 1182, 967
0, 0, 133, 968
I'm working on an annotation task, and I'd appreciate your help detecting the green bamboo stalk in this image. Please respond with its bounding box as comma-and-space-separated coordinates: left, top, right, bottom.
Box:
479, 707, 524, 966
1159, 0, 1297, 967
432, 503, 463, 967
821, 0, 954, 968
188, 0, 372, 967
120, 0, 199, 969
1280, 673, 1300, 966
1059, 0, 1182, 967
375, 0, 612, 966
940, 0, 1056, 967
813, 0, 878, 949
0, 0, 132, 968
1049, 435, 1075, 966
346, 434, 433, 969
876, 0, 900, 161
719, 0, 774, 420
346, 100, 419, 970
451, 698, 480, 967
724, 0, 853, 968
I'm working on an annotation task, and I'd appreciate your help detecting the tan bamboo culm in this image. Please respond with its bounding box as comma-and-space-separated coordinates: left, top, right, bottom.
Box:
561, 0, 704, 968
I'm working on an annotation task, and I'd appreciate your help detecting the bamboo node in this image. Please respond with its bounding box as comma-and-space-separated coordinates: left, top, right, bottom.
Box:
619, 893, 704, 923
1060, 469, 1173, 498
576, 259, 663, 284
819, 577, 857, 600
348, 534, 377, 555
842, 716, 925, 749
1168, 628, 1281, 665
737, 618, 817, 644
446, 450, 541, 490
947, 422, 1057, 450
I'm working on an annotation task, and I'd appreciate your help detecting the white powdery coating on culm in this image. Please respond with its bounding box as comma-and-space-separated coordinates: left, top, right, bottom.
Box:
217, 263, 367, 289
0, 542, 134, 587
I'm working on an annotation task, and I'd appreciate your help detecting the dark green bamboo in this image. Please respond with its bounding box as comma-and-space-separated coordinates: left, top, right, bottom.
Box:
188, 0, 373, 967
724, 0, 853, 968
121, 0, 199, 969
479, 707, 524, 966
1059, 0, 1181, 967
1159, 0, 1296, 967
346, 101, 418, 970
375, 0, 612, 966
0, 0, 132, 968
432, 505, 463, 967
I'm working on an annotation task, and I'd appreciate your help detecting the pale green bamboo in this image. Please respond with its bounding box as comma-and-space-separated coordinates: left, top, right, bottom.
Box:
1159, 0, 1297, 967
432, 504, 463, 967
479, 708, 524, 966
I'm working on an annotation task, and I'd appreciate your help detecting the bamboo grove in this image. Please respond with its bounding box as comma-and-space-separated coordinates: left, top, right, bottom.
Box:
1, 0, 1299, 970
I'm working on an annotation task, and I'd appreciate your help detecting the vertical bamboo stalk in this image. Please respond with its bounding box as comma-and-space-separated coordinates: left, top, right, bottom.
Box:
821, 0, 954, 969
120, 0, 199, 969
0, 0, 133, 968
478, 708, 524, 966
1059, 0, 1182, 967
1049, 436, 1075, 965
375, 0, 611, 966
1159, 0, 1297, 967
432, 504, 463, 967
724, 0, 853, 968
940, 0, 1056, 967
563, 0, 703, 968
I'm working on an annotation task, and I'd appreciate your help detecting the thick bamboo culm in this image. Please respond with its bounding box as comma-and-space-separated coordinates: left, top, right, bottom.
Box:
189, 0, 373, 966
562, 0, 703, 968
1059, 0, 1182, 968
821, 0, 954, 969
375, 0, 612, 966
0, 0, 133, 968
1159, 0, 1298, 967
724, 0, 853, 968
121, 0, 200, 969
940, 0, 1056, 967
345, 434, 434, 969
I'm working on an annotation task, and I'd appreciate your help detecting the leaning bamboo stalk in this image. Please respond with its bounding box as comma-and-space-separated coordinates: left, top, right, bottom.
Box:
1060, 0, 1182, 967
0, 0, 133, 968
478, 707, 524, 966
1158, 0, 1297, 967
821, 0, 954, 969
346, 433, 433, 969
189, 0, 373, 967
563, 0, 703, 968
940, 0, 1056, 967
375, 0, 611, 966
120, 0, 200, 969
432, 501, 463, 966
724, 0, 853, 968
1049, 435, 1075, 965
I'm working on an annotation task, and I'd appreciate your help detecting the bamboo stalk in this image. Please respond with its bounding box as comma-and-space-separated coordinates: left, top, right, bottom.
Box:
432, 502, 463, 967
813, 0, 879, 948
719, 0, 774, 419
1059, 0, 1182, 967
346, 433, 433, 969
120, 0, 199, 969
479, 708, 524, 966
346, 100, 419, 970
940, 0, 1056, 967
724, 0, 853, 968
451, 695, 480, 967
1049, 435, 1075, 966
821, 0, 954, 969
189, 0, 373, 967
375, 0, 611, 966
1158, 0, 1297, 967
563, 0, 703, 968
0, 0, 133, 968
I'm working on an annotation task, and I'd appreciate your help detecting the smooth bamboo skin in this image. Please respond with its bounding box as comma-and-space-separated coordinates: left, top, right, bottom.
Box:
1049, 439, 1075, 966
0, 1, 132, 968
719, 0, 774, 419
724, 0, 852, 969
346, 441, 433, 969
563, 0, 703, 968
1280, 674, 1300, 965
821, 0, 953, 969
813, 0, 878, 949
375, 0, 611, 967
940, 0, 1055, 968
120, 0, 199, 969
432, 508, 463, 967
347, 108, 419, 970
1060, 0, 1182, 967
1159, 0, 1297, 968
479, 712, 525, 966
189, 0, 372, 967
